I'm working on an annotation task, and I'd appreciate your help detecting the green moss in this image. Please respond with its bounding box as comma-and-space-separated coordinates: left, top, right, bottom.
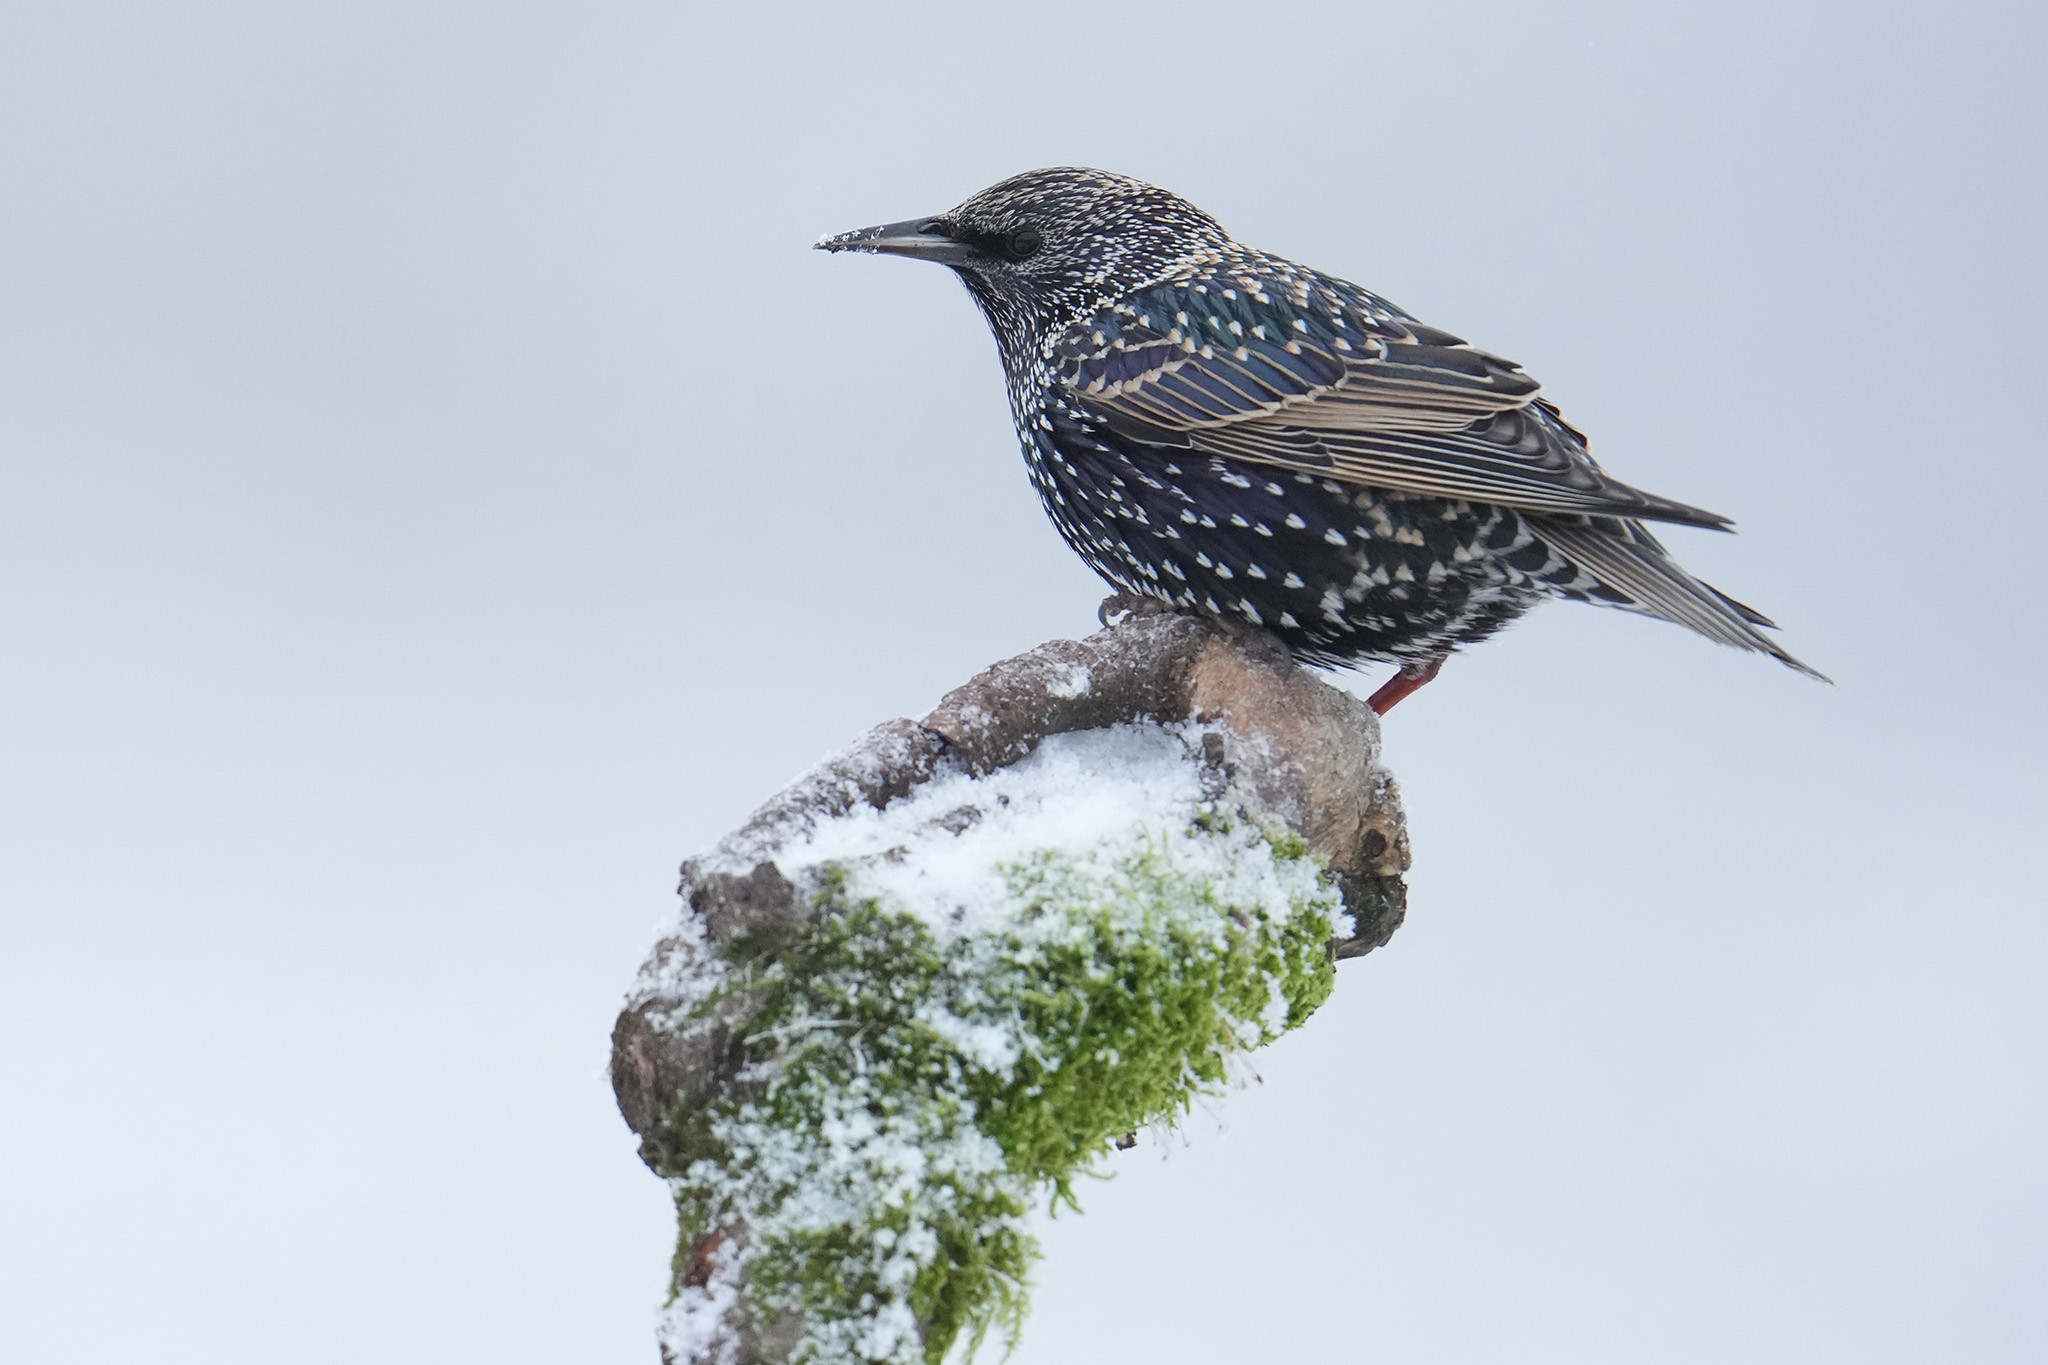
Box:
662, 818, 1339, 1365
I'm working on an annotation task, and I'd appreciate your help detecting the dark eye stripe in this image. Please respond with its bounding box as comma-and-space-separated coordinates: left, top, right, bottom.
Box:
956, 225, 1042, 262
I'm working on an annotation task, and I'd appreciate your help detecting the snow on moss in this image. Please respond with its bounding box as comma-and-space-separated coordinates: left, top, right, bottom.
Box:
655, 724, 1343, 1365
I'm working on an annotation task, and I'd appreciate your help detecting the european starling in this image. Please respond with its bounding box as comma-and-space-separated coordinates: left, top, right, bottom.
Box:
818, 168, 1822, 712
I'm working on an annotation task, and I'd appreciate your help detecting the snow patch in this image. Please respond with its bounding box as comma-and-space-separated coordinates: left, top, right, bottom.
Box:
1044, 663, 1093, 699
651, 722, 1342, 1365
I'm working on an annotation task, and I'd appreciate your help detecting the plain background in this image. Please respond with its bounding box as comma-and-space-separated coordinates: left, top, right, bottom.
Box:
2, 2, 2043, 1361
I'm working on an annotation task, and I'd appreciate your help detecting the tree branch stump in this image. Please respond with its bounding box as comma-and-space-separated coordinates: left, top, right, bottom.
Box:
611, 596, 1410, 1364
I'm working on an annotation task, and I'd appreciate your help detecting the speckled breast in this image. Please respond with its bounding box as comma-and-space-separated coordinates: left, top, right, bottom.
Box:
1016, 410, 1579, 669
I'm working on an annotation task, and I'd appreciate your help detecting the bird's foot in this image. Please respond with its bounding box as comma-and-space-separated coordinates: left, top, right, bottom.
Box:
1098, 594, 1294, 667
1097, 593, 1181, 628
1366, 658, 1445, 716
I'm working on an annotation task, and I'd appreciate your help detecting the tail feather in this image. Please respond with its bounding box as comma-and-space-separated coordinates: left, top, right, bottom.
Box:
1705, 584, 1778, 630
1534, 516, 1830, 683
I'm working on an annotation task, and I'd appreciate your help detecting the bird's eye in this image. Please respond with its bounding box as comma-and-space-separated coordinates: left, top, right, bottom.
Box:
1005, 227, 1042, 260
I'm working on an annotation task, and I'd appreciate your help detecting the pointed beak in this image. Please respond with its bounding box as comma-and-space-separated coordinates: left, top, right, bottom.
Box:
814, 216, 978, 265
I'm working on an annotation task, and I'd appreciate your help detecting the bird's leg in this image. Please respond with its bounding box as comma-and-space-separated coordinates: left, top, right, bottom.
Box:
1366, 658, 1445, 715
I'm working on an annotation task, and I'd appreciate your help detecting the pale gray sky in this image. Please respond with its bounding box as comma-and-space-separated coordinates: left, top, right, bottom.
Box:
2, 2, 2043, 1361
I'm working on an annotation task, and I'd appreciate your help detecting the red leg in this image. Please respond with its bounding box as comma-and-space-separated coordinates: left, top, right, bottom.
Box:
1366, 658, 1445, 715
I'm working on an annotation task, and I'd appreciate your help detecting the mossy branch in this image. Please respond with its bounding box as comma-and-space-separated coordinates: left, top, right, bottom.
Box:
611, 596, 1410, 1365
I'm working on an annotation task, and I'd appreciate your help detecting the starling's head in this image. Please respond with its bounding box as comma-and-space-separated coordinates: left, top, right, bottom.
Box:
817, 167, 1232, 344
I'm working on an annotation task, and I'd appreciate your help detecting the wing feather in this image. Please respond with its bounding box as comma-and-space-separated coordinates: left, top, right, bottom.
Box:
1053, 258, 1732, 529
